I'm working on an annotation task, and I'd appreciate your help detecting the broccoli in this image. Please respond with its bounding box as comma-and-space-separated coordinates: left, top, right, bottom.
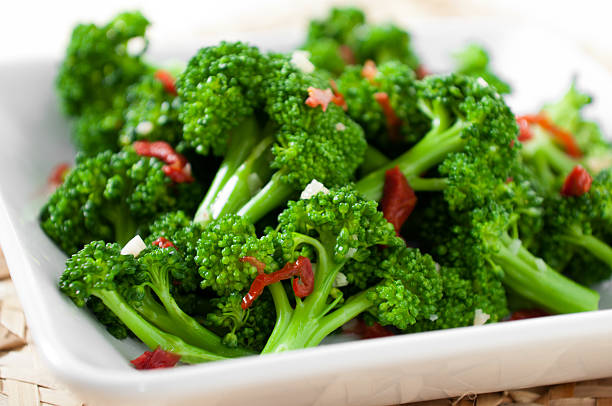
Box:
453, 44, 511, 94
60, 241, 239, 363
418, 183, 599, 315
336, 60, 430, 156
302, 7, 420, 75
176, 43, 366, 224
536, 169, 612, 284
354, 74, 518, 211
39, 148, 200, 255
217, 187, 450, 353
517, 83, 612, 194
119, 73, 183, 148
56, 12, 151, 155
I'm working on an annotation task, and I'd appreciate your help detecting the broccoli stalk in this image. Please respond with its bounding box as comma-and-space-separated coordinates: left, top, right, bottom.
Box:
60, 241, 235, 364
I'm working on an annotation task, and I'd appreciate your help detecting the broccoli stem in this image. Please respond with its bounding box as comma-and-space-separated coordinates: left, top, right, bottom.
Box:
261, 233, 347, 354
104, 206, 138, 246
561, 227, 612, 270
360, 145, 391, 176
194, 117, 260, 224
493, 233, 599, 313
207, 136, 275, 220
355, 119, 466, 200
235, 169, 296, 223
305, 290, 372, 347
96, 289, 227, 363
149, 281, 254, 357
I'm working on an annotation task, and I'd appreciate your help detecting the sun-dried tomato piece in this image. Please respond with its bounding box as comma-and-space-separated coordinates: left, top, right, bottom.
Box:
361, 60, 377, 82
380, 166, 417, 235
154, 70, 177, 96
151, 236, 176, 250
343, 319, 394, 339
48, 162, 71, 188
133, 141, 194, 183
374, 92, 401, 142
338, 44, 356, 65
507, 309, 549, 321
517, 114, 582, 157
131, 347, 181, 370
561, 165, 592, 197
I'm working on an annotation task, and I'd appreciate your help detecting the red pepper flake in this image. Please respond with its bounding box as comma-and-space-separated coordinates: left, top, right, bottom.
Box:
305, 86, 346, 112
240, 256, 267, 274
154, 70, 177, 96
338, 44, 356, 65
374, 92, 402, 142
361, 60, 378, 82
516, 114, 582, 157
131, 347, 181, 370
241, 256, 314, 310
561, 165, 592, 197
329, 80, 348, 111
380, 166, 417, 236
48, 162, 71, 188
133, 141, 194, 183
343, 319, 394, 339
515, 116, 534, 142
415, 64, 430, 80
152, 236, 176, 250
507, 309, 549, 321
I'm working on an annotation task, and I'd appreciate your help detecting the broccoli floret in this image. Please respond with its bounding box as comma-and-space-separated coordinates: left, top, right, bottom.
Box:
242, 187, 450, 353
336, 61, 430, 156
453, 44, 511, 94
56, 12, 151, 155
60, 241, 233, 364
301, 8, 420, 75
119, 74, 183, 148
177, 43, 366, 225
355, 74, 518, 211
537, 169, 612, 283
39, 148, 201, 255
349, 24, 419, 70
206, 291, 276, 352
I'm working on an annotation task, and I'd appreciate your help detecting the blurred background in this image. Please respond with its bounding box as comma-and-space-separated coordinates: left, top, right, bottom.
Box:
2, 0, 612, 70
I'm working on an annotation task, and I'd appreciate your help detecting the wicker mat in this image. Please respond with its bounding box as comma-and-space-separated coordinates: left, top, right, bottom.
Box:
0, 248, 611, 406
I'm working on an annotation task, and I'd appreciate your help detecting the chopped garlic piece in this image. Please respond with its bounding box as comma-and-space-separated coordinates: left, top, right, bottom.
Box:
335, 122, 346, 131
535, 258, 547, 272
476, 77, 489, 87
135, 121, 154, 135
121, 235, 147, 257
429, 314, 439, 321
333, 272, 348, 288
300, 179, 330, 199
291, 50, 315, 73
473, 309, 490, 326
127, 37, 147, 56
508, 239, 522, 255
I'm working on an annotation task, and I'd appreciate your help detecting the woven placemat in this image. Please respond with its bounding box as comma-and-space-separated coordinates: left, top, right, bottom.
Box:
0, 247, 611, 406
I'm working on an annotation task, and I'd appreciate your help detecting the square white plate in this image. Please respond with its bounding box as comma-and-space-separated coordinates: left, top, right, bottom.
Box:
1, 19, 612, 406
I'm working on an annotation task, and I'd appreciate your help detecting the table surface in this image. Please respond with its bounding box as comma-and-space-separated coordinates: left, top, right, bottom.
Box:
2, 1, 612, 404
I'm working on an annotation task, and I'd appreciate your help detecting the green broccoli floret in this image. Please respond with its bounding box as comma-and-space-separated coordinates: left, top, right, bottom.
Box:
119, 74, 183, 148
176, 43, 366, 225
348, 24, 419, 70
205, 291, 276, 352
39, 148, 201, 255
56, 12, 151, 155
537, 169, 612, 283
355, 74, 518, 211
243, 187, 448, 353
453, 44, 511, 94
518, 83, 612, 194
301, 7, 420, 75
336, 60, 430, 156
60, 241, 233, 364
422, 190, 599, 315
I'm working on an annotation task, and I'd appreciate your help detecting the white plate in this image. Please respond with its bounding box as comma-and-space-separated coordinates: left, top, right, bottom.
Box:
1, 19, 612, 406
